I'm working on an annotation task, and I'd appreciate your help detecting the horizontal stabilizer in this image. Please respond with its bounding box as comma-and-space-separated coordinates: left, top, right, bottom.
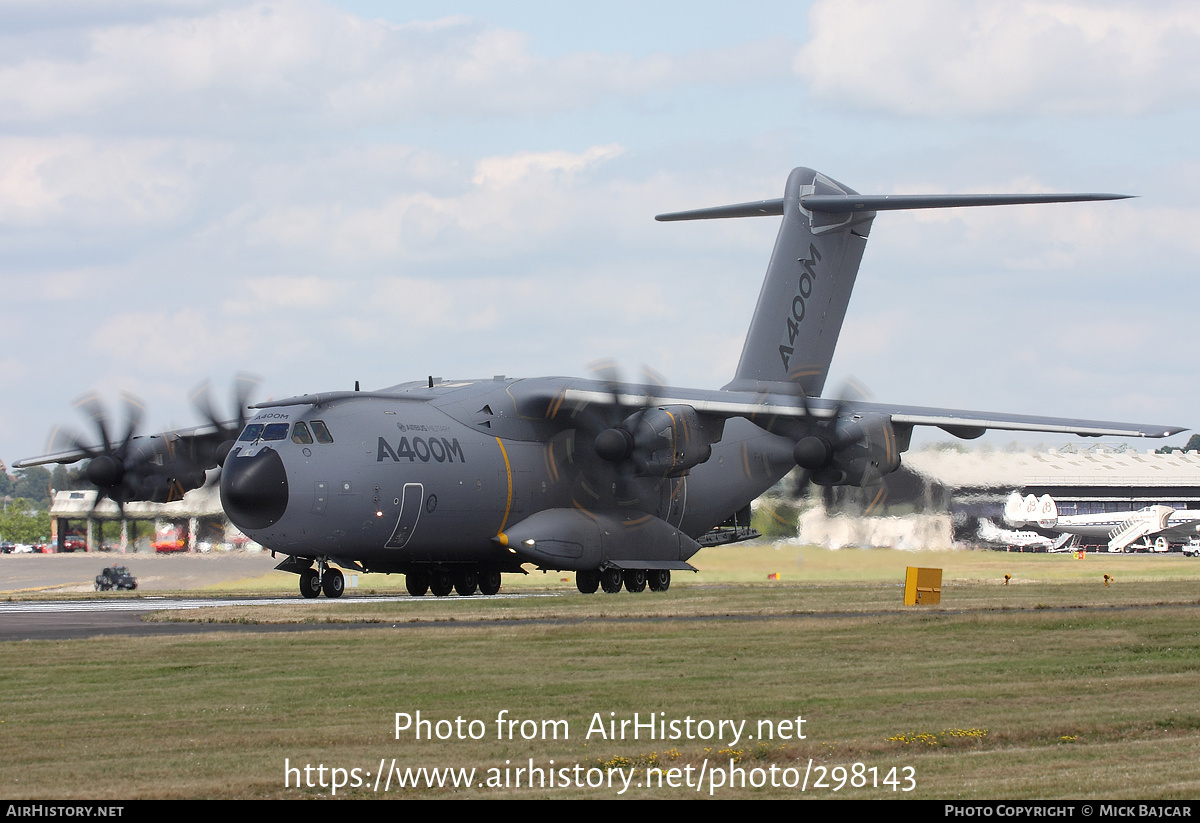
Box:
656, 198, 784, 221
800, 192, 1132, 213
656, 192, 1131, 222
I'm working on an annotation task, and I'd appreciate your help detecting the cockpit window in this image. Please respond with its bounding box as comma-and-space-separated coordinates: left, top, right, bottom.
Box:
238, 424, 265, 442
291, 422, 314, 444
310, 420, 334, 444
262, 423, 290, 441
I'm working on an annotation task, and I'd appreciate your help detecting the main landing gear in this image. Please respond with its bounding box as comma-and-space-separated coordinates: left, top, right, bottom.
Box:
576, 568, 670, 594
299, 561, 345, 599
404, 568, 504, 597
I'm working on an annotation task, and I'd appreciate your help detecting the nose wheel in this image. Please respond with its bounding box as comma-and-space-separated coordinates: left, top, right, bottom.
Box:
298, 561, 345, 599
300, 568, 321, 599
322, 567, 345, 598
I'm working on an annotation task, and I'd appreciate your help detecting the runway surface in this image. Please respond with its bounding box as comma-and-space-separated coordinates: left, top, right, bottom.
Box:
0, 592, 561, 641
0, 551, 557, 640
0, 550, 281, 594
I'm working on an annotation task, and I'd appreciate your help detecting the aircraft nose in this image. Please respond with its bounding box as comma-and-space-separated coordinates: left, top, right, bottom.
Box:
220, 447, 289, 530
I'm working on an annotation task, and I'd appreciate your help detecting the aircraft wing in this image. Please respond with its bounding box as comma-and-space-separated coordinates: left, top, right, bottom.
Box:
13, 423, 224, 469
1158, 513, 1200, 543
868, 403, 1183, 439
14, 420, 240, 508
558, 387, 1184, 440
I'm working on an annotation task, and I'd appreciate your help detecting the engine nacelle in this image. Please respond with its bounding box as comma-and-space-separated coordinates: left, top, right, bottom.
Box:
797, 414, 901, 487
85, 435, 214, 505
596, 405, 720, 478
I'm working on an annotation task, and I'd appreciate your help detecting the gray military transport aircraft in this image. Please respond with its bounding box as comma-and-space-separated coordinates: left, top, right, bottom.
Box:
18, 167, 1185, 598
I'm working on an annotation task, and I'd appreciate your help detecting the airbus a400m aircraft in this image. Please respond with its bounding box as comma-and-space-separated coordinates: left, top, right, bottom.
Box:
19, 167, 1184, 598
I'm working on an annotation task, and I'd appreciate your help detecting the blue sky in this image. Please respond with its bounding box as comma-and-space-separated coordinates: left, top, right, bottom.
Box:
2, 0, 1198, 468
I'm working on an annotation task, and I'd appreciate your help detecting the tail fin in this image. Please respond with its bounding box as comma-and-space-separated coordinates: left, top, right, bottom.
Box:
659, 167, 873, 397
656, 167, 1130, 398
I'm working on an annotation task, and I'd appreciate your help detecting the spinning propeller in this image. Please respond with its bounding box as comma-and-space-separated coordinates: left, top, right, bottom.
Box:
566, 360, 667, 508
47, 375, 260, 512
188, 372, 260, 470
56, 392, 148, 512
548, 360, 717, 515
756, 377, 898, 516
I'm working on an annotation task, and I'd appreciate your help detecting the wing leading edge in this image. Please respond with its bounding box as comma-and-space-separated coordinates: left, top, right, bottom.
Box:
559, 387, 1183, 440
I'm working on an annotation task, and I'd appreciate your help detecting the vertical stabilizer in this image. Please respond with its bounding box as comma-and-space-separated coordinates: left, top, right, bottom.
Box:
727, 168, 875, 396
658, 167, 877, 398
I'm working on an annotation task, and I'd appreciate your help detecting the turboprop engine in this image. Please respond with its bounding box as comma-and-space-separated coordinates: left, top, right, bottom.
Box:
592, 404, 717, 478
791, 413, 901, 490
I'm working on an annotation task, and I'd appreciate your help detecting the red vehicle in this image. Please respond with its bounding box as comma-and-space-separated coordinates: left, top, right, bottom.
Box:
153, 525, 186, 553
60, 536, 87, 553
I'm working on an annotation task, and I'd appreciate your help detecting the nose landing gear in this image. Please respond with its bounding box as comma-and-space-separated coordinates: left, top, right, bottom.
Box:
297, 559, 345, 599
322, 567, 345, 598
300, 568, 321, 599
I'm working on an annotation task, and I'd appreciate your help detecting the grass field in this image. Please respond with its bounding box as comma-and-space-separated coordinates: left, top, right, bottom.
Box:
3, 543, 1200, 799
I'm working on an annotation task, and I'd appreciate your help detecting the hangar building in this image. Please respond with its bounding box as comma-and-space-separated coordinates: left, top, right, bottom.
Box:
800, 445, 1200, 549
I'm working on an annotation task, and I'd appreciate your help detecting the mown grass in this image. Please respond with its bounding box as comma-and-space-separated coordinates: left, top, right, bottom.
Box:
3, 549, 1200, 799
138, 543, 1200, 624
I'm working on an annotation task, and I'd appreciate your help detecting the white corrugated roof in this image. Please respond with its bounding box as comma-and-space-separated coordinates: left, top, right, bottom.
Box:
903, 447, 1200, 490
50, 485, 223, 519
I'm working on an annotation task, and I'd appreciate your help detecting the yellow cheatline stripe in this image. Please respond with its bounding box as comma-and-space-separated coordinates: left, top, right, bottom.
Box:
866, 483, 887, 514
496, 437, 513, 535
663, 408, 678, 473
544, 440, 560, 483
571, 501, 600, 522
763, 505, 790, 527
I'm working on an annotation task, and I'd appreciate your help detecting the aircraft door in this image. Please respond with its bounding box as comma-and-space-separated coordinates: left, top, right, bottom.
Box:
385, 482, 424, 549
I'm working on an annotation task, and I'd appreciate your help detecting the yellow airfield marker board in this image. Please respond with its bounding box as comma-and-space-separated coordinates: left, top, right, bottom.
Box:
904, 566, 942, 606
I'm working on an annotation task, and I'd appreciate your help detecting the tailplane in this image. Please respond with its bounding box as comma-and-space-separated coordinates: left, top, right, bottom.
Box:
656, 167, 1130, 398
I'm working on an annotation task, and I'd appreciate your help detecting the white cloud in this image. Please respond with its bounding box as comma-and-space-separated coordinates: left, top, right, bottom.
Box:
223, 275, 347, 312
0, 1, 795, 131
86, 307, 255, 372
239, 144, 627, 261
797, 0, 1200, 116
0, 136, 226, 227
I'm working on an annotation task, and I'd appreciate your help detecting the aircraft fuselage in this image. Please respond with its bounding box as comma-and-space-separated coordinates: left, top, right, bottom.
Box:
220, 377, 794, 575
